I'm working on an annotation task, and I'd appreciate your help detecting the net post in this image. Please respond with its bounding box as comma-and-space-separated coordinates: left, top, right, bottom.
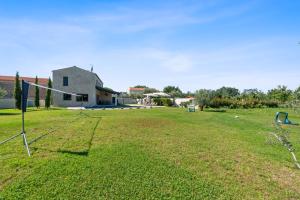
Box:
22, 108, 31, 157
21, 80, 31, 157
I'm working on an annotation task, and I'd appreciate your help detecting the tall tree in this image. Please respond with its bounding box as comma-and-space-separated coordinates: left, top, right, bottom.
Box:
267, 85, 293, 103
195, 89, 214, 111
241, 89, 266, 100
133, 85, 147, 88
14, 72, 21, 109
34, 76, 40, 108
163, 86, 183, 97
144, 87, 159, 94
45, 78, 52, 109
294, 86, 300, 100
0, 87, 7, 98
215, 87, 240, 98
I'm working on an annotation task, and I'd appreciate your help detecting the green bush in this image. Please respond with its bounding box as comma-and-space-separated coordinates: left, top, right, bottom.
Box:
208, 98, 278, 109
180, 101, 192, 108
152, 98, 173, 106
161, 98, 173, 107
209, 98, 232, 108
153, 98, 163, 106
262, 100, 279, 108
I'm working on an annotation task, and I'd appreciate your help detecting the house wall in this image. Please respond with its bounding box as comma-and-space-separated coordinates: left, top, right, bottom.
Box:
117, 97, 137, 105
52, 67, 98, 107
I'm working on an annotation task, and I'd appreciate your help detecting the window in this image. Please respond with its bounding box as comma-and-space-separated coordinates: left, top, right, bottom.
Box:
63, 93, 72, 101
63, 76, 68, 86
76, 94, 88, 102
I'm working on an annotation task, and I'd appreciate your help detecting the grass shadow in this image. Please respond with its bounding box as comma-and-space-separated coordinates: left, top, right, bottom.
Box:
31, 117, 101, 157
0, 113, 21, 116
205, 109, 227, 113
57, 149, 89, 156
58, 117, 101, 156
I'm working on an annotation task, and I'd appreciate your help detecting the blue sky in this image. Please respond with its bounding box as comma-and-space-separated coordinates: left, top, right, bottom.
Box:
0, 0, 299, 92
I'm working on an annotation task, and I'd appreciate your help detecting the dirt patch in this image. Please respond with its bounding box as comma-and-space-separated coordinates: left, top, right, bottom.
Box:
269, 165, 300, 194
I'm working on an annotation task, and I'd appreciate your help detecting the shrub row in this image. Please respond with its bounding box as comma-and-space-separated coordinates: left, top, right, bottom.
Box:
208, 98, 279, 109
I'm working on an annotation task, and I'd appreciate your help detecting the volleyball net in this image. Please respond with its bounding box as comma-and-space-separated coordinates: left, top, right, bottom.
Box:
0, 80, 97, 157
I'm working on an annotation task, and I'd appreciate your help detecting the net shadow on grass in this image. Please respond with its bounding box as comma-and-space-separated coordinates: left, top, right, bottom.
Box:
57, 117, 101, 156
31, 117, 101, 157
28, 116, 83, 145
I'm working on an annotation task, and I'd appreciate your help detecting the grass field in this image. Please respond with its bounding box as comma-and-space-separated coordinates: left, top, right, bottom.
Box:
1, 107, 300, 199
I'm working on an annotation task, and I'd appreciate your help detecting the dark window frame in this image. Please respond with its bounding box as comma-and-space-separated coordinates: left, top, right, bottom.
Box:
63, 93, 72, 101
63, 76, 68, 86
76, 94, 89, 102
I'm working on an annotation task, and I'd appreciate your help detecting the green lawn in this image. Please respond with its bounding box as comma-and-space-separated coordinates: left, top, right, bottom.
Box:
1, 107, 300, 199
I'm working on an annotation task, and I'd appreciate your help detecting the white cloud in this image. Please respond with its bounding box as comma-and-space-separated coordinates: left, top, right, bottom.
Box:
66, 1, 255, 33
0, 1, 299, 92
144, 49, 193, 72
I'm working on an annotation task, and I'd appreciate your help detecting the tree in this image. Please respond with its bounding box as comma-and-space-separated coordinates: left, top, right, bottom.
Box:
267, 85, 293, 103
195, 89, 214, 111
0, 87, 7, 98
215, 87, 240, 98
129, 85, 159, 98
144, 87, 159, 94
14, 72, 22, 109
34, 76, 40, 108
294, 86, 300, 100
183, 91, 195, 98
163, 86, 183, 97
45, 78, 52, 109
133, 85, 147, 88
241, 89, 266, 100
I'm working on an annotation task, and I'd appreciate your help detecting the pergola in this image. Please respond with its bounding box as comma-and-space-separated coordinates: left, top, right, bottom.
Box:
143, 92, 170, 98
143, 92, 171, 106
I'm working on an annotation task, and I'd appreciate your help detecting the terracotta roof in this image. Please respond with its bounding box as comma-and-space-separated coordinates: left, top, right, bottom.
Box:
129, 87, 145, 91
0, 75, 48, 85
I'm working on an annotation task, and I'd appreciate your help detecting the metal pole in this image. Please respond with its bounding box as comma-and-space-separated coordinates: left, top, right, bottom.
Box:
21, 96, 31, 157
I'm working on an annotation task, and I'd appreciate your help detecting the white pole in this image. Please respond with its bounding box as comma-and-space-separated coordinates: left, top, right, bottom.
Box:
21, 100, 31, 157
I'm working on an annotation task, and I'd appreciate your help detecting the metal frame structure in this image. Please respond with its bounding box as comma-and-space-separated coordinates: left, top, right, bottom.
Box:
0, 80, 82, 157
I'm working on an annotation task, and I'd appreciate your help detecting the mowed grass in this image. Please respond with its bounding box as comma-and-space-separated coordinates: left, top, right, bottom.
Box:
1, 108, 300, 199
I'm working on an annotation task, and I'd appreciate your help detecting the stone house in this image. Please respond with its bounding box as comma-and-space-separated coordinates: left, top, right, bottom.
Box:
52, 66, 119, 107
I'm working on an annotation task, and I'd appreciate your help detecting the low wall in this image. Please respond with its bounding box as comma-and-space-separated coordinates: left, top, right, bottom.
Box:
117, 98, 137, 105
0, 99, 15, 109
0, 98, 45, 109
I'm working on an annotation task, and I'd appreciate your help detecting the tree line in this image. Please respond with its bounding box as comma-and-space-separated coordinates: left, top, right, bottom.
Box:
126, 85, 190, 99
2, 76, 299, 110
126, 84, 300, 110
195, 86, 300, 111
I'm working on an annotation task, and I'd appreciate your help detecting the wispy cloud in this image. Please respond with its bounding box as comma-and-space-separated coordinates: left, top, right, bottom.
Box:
0, 0, 299, 92
67, 1, 256, 33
